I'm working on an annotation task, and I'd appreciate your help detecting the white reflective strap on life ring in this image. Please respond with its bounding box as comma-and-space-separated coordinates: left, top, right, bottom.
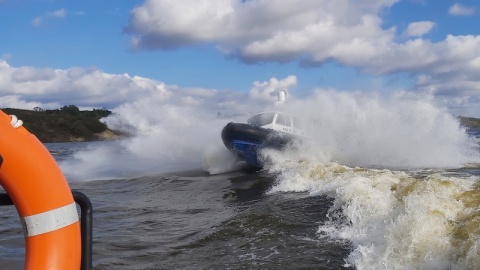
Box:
21, 202, 79, 237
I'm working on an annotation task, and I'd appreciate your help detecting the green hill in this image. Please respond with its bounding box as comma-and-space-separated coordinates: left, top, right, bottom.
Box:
458, 116, 480, 129
2, 105, 124, 143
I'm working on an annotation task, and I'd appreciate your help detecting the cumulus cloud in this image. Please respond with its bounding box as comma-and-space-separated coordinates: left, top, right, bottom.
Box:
123, 0, 479, 74
0, 95, 55, 110
50, 8, 66, 18
12, 67, 56, 82
123, 0, 480, 117
405, 21, 435, 37
449, 3, 475, 16
124, 0, 476, 76
0, 60, 292, 113
125, 0, 399, 64
3, 1, 480, 118
249, 75, 297, 101
1, 58, 479, 117
0, 60, 162, 109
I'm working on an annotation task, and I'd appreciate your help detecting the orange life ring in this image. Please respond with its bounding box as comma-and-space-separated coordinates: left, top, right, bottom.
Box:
0, 110, 81, 269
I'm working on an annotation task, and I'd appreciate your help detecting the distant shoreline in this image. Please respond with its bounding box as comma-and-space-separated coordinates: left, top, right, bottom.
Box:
458, 116, 480, 129
1, 106, 127, 143
2, 107, 479, 143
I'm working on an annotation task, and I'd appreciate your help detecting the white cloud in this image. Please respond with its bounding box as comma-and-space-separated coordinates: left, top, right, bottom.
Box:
405, 21, 435, 37
123, 0, 480, 117
3, 1, 480, 118
32, 16, 42, 27
126, 0, 478, 79
0, 60, 275, 113
249, 75, 297, 102
182, 96, 202, 106
1, 59, 479, 119
32, 8, 66, 27
186, 88, 217, 97
50, 8, 66, 18
126, 0, 400, 62
0, 61, 166, 109
449, 3, 475, 16
0, 95, 55, 110
12, 67, 56, 82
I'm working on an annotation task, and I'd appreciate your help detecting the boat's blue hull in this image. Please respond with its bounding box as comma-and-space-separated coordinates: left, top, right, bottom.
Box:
221, 122, 296, 169
230, 139, 264, 168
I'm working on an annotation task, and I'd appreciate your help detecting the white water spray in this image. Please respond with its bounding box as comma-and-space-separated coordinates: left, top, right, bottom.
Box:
265, 90, 480, 269
273, 90, 479, 169
60, 87, 479, 180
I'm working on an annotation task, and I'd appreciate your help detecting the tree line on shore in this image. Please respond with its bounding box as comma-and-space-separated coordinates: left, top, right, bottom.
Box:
458, 116, 480, 129
2, 105, 123, 143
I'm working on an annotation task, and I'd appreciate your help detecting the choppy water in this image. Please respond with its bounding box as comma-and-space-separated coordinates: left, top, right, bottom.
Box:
0, 128, 479, 269
1, 142, 351, 269
2, 85, 480, 270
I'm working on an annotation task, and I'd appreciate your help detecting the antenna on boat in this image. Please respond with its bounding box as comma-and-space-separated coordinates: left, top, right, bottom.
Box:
275, 89, 287, 105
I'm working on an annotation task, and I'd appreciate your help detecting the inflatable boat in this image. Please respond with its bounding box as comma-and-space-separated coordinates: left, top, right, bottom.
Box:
221, 111, 304, 169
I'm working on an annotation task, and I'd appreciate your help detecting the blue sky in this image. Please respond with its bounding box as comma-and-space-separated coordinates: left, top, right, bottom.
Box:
1, 0, 479, 117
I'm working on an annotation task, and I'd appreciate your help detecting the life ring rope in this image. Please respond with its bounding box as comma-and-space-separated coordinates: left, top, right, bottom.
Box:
9, 114, 23, 128
22, 201, 79, 237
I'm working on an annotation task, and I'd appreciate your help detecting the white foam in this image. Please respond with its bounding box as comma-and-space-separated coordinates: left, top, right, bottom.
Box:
202, 143, 245, 174
263, 89, 480, 268
268, 160, 480, 269
61, 88, 480, 180
282, 90, 480, 169
61, 102, 238, 180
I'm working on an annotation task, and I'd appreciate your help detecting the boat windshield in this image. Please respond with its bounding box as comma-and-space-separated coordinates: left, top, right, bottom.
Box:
292, 116, 304, 129
248, 113, 276, 127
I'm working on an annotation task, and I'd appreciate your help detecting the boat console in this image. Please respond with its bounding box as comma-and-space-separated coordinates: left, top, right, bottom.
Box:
247, 111, 305, 136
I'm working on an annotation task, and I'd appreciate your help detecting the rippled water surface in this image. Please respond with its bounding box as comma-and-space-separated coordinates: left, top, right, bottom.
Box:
1, 128, 479, 269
